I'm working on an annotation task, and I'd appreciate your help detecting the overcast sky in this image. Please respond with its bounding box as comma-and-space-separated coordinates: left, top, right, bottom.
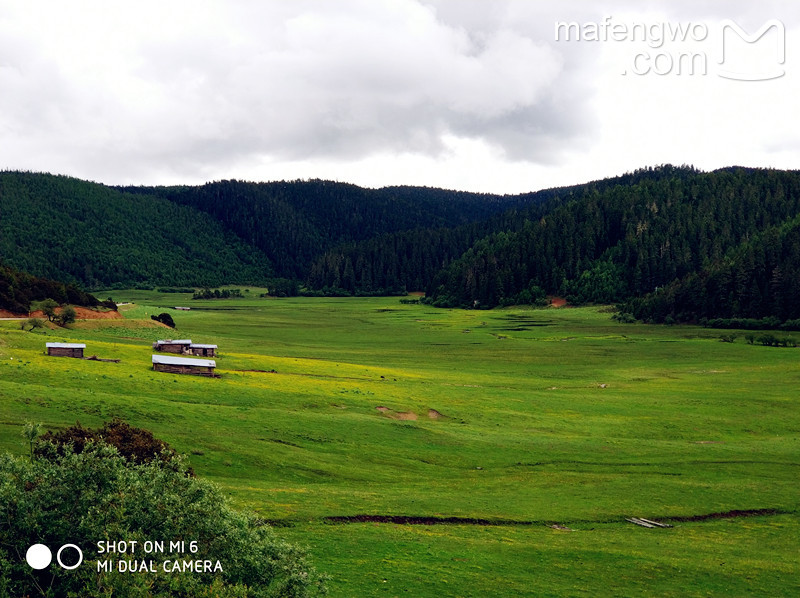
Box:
0, 0, 797, 194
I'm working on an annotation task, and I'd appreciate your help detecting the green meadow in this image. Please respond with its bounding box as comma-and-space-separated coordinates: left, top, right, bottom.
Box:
1, 293, 798, 597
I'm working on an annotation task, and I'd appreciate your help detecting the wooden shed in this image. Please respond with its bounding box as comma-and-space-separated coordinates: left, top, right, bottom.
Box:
46, 342, 86, 358
152, 354, 217, 377
152, 339, 193, 353
188, 343, 217, 357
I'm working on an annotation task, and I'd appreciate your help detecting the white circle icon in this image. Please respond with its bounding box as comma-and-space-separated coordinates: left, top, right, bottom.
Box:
57, 544, 83, 570
26, 544, 52, 569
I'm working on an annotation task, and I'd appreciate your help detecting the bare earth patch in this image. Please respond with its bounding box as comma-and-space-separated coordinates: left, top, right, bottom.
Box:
375, 406, 418, 420
2, 306, 122, 320
11, 306, 123, 320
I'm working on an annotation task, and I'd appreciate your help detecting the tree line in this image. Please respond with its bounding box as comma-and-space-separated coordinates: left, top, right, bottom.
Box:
622, 215, 800, 323
5, 166, 800, 324
423, 166, 800, 324
0, 261, 110, 314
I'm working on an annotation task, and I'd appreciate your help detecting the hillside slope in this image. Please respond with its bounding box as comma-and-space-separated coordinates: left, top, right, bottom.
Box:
425, 167, 800, 317
5, 167, 800, 324
625, 215, 800, 323
121, 179, 529, 280
0, 172, 272, 288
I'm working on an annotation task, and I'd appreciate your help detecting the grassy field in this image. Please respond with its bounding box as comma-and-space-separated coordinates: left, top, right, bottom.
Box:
1, 293, 798, 597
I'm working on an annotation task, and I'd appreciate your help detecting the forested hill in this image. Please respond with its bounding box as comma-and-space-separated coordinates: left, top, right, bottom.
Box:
624, 215, 800, 323
424, 166, 800, 322
4, 166, 800, 324
0, 172, 272, 288
118, 180, 529, 280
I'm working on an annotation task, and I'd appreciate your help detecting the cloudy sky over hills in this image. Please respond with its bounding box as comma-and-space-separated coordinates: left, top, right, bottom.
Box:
0, 0, 797, 193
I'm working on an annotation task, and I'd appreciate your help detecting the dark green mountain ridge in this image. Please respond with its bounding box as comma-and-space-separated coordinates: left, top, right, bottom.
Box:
3, 166, 800, 324
424, 166, 800, 320
0, 172, 272, 288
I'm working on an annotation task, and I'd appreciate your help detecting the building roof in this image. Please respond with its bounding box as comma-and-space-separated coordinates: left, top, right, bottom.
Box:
152, 354, 216, 368
155, 339, 192, 345
46, 342, 86, 349
190, 344, 218, 349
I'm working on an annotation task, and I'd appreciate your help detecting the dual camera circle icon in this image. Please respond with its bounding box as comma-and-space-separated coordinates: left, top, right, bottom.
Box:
26, 543, 83, 570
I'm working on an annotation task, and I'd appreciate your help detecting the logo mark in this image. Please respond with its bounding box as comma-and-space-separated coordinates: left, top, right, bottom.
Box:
25, 544, 83, 570
26, 544, 52, 570
718, 19, 785, 81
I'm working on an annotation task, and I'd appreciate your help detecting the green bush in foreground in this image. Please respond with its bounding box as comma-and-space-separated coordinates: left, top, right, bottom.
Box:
36, 419, 189, 472
0, 442, 327, 597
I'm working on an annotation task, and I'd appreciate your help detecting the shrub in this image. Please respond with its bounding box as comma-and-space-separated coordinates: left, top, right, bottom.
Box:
36, 419, 186, 471
151, 312, 176, 328
33, 298, 59, 322
757, 334, 779, 346
755, 334, 795, 347
19, 317, 45, 331
1, 440, 326, 597
611, 312, 636, 323
57, 305, 77, 326
780, 319, 800, 331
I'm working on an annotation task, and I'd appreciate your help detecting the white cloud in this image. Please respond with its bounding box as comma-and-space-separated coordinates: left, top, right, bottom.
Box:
0, 0, 797, 192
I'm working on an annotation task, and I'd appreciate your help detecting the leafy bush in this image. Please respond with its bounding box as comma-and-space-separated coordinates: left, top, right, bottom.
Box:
33, 298, 59, 322
611, 312, 636, 324
20, 317, 45, 332
0, 440, 327, 597
705, 317, 783, 330
755, 334, 797, 347
498, 284, 548, 308
266, 279, 300, 298
779, 319, 800, 331
57, 305, 77, 326
36, 419, 184, 470
193, 288, 243, 300
151, 313, 176, 328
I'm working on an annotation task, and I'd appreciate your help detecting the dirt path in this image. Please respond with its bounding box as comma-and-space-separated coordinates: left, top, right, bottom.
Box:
0, 306, 122, 320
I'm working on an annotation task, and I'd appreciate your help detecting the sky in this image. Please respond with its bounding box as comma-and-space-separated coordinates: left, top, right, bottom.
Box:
0, 0, 797, 195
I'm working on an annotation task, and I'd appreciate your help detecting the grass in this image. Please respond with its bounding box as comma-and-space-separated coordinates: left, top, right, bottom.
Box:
1, 293, 798, 596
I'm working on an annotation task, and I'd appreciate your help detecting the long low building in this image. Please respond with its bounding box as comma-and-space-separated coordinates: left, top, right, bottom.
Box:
152, 354, 217, 377
46, 342, 86, 358
153, 339, 193, 353
188, 343, 217, 357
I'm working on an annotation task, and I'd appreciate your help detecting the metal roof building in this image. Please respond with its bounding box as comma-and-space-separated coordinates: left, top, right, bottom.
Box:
152, 339, 193, 353
152, 354, 217, 377
46, 342, 86, 358
188, 343, 218, 357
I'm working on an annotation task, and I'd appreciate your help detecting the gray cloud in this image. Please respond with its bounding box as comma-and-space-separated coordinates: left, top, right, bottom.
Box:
0, 0, 598, 182
0, 0, 796, 189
